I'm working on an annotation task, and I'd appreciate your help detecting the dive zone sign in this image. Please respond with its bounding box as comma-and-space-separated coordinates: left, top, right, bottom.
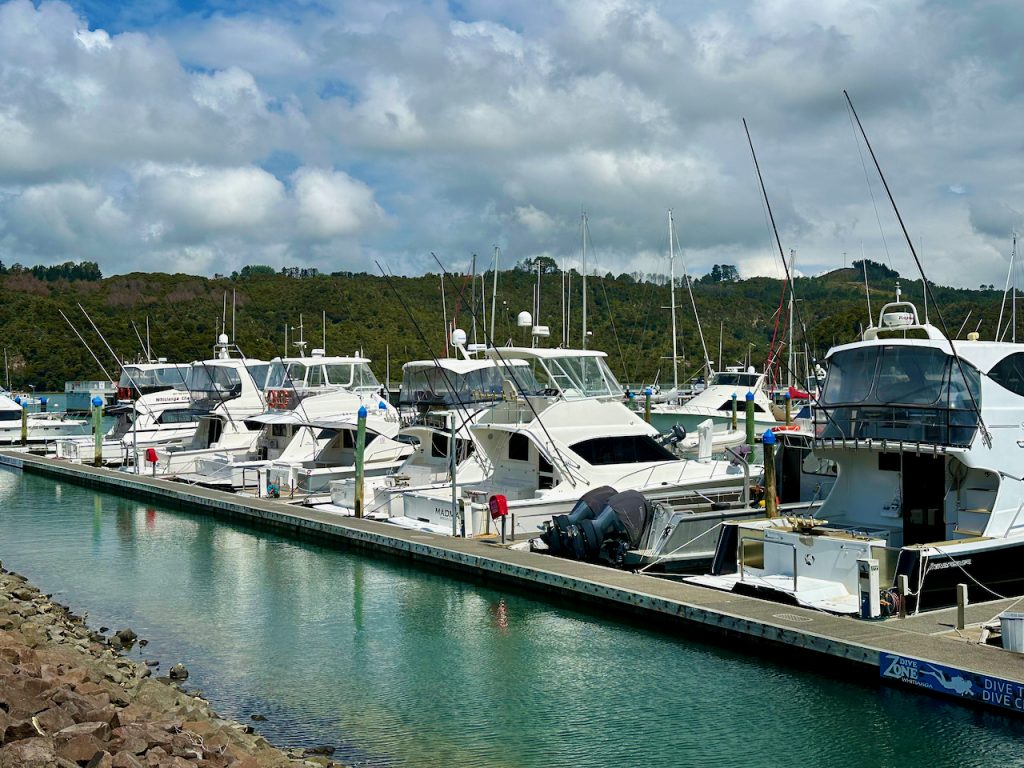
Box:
880, 652, 1024, 713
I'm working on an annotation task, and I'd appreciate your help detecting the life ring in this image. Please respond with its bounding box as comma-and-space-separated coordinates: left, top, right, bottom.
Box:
771, 424, 801, 433
117, 386, 132, 401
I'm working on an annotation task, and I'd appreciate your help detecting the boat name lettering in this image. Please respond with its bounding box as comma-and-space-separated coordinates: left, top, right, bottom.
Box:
927, 558, 972, 571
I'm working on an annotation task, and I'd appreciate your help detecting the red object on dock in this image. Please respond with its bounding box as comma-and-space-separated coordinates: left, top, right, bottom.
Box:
488, 494, 508, 520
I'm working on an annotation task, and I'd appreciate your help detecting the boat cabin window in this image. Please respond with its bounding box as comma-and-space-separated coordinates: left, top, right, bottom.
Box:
518, 355, 622, 399
120, 365, 189, 389
286, 363, 309, 386
246, 364, 269, 390
306, 365, 324, 388
508, 432, 530, 461
0, 410, 20, 422
400, 365, 539, 407
710, 372, 760, 388
819, 345, 980, 446
180, 365, 243, 398
988, 352, 1024, 397
570, 435, 675, 465
156, 408, 204, 424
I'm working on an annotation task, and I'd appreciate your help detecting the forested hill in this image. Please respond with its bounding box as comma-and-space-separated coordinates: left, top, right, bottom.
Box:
0, 260, 1007, 391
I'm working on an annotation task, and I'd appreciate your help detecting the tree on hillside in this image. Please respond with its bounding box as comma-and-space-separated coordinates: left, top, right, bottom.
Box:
699, 264, 740, 284
852, 258, 899, 281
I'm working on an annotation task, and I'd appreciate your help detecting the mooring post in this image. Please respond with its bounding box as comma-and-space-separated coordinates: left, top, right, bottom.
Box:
354, 405, 367, 518
784, 391, 792, 425
731, 392, 738, 431
763, 430, 778, 518
91, 396, 103, 466
644, 387, 652, 424
745, 391, 755, 448
957, 583, 969, 631
20, 402, 27, 447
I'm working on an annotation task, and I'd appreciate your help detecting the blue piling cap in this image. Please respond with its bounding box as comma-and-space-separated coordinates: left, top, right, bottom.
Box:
39, 396, 47, 404
745, 391, 754, 401
378, 401, 387, 410
644, 387, 653, 396
783, 391, 791, 400
13, 396, 20, 404
731, 392, 737, 400
357, 405, 367, 418
763, 429, 776, 445
627, 391, 635, 399
91, 396, 104, 407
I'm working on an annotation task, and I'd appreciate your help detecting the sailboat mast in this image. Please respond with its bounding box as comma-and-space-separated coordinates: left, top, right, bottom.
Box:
490, 246, 499, 346
787, 250, 795, 388
997, 233, 1015, 341
581, 211, 588, 349
3, 348, 8, 390
668, 209, 679, 392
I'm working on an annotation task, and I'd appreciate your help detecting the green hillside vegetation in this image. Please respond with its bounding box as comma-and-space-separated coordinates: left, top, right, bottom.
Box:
0, 259, 1007, 392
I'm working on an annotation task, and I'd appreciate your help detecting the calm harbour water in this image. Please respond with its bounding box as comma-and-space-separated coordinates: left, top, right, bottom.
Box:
1, 466, 1022, 767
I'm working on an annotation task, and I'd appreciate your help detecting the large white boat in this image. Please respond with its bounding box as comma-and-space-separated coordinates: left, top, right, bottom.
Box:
324, 356, 539, 518
647, 366, 780, 433
396, 347, 754, 537
689, 298, 1024, 615
0, 390, 91, 445
150, 337, 269, 476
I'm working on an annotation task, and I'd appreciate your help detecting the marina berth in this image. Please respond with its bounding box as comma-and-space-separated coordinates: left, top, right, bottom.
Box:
690, 298, 1024, 615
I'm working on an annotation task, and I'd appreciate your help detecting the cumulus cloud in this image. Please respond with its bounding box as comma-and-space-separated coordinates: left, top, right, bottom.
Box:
0, 0, 1022, 285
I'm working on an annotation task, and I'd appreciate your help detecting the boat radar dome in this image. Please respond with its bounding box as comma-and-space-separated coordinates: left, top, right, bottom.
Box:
218, 333, 229, 345
451, 328, 468, 347
517, 311, 533, 328
312, 348, 325, 357
882, 311, 915, 328
532, 325, 550, 338
747, 365, 755, 374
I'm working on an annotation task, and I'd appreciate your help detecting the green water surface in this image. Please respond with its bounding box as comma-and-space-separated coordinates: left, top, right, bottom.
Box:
0, 467, 1021, 767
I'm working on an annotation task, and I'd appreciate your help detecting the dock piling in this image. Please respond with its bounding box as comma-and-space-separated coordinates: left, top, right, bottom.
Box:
957, 583, 969, 630
354, 405, 367, 518
745, 391, 755, 448
731, 393, 738, 431
20, 404, 27, 447
763, 430, 777, 518
91, 396, 103, 466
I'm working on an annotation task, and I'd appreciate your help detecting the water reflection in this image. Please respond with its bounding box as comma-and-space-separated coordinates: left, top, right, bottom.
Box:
1, 466, 1024, 767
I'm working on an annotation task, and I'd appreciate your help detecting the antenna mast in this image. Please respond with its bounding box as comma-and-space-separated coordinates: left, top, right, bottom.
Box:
668, 210, 679, 392
581, 211, 588, 349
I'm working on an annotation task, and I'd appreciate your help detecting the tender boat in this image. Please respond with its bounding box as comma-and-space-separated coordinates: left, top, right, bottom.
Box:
647, 366, 780, 433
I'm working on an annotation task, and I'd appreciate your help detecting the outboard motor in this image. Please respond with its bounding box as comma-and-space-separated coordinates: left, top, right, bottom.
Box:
541, 486, 616, 556
539, 488, 653, 568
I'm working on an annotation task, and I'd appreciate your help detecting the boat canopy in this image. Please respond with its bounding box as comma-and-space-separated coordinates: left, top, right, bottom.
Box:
265, 357, 380, 391
119, 364, 190, 389
819, 344, 980, 446
485, 348, 623, 399
399, 359, 536, 407
710, 371, 761, 388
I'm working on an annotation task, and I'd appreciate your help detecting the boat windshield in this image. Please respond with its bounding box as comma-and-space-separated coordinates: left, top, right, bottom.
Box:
710, 371, 761, 388
521, 355, 623, 399
400, 365, 540, 407
178, 364, 243, 398
324, 363, 380, 390
819, 345, 980, 446
119, 365, 189, 389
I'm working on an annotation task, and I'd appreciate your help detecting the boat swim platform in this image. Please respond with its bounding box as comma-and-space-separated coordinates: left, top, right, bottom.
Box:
3, 449, 1024, 718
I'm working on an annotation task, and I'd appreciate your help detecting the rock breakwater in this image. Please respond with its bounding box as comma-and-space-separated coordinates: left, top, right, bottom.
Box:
0, 563, 348, 768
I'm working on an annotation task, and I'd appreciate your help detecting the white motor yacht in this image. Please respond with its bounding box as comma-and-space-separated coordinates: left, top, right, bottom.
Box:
394, 347, 755, 537
690, 298, 1024, 615
647, 366, 779, 433
0, 390, 91, 445
323, 356, 539, 518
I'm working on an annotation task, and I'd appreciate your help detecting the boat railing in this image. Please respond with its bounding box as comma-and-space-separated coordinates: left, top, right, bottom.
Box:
816, 405, 978, 448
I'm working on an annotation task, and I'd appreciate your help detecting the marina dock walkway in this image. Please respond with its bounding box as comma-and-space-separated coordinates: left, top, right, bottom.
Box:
4, 449, 1024, 717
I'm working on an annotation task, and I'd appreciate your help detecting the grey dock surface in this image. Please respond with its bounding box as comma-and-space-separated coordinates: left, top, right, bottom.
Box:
4, 450, 1024, 716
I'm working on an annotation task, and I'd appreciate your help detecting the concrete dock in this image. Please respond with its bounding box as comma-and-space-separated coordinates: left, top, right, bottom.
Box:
4, 449, 1024, 717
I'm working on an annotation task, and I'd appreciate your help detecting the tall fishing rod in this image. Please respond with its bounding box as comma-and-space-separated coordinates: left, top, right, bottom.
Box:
59, 310, 116, 384
428, 253, 584, 488
743, 119, 845, 438
844, 90, 990, 448
130, 321, 149, 362
374, 261, 487, 457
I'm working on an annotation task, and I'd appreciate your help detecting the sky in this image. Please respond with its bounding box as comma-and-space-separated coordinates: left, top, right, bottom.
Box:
1, 0, 1023, 287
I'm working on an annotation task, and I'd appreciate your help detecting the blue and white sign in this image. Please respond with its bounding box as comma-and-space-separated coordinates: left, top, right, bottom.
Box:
880, 652, 1024, 713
